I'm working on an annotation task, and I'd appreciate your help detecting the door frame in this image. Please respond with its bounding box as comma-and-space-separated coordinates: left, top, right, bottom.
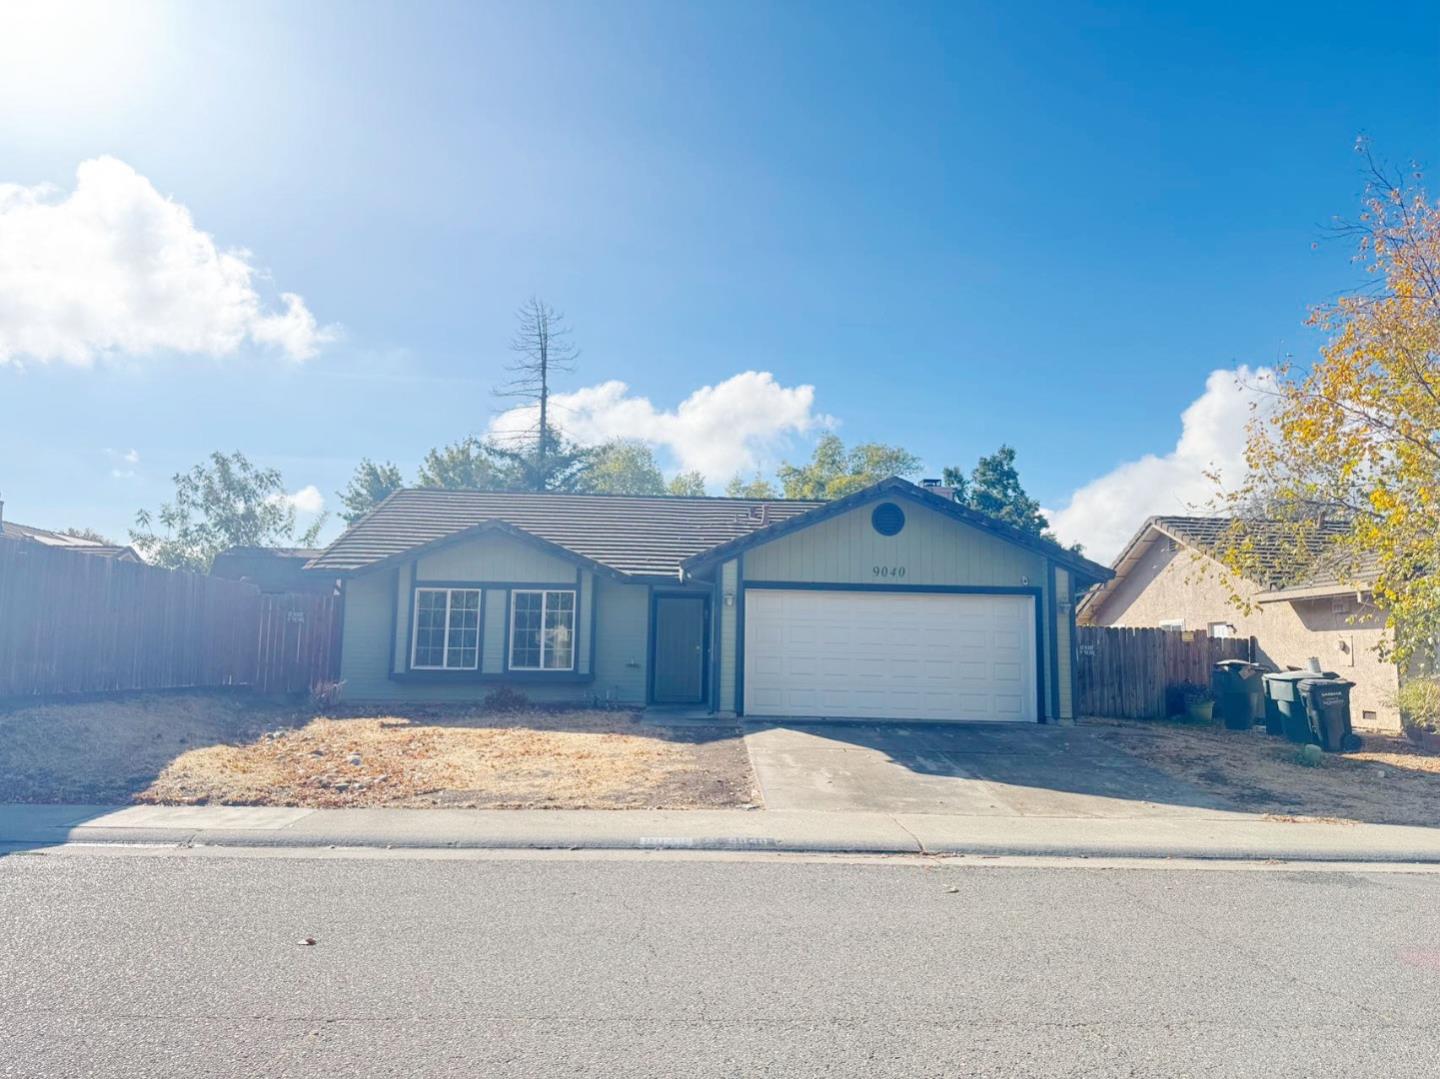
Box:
647, 589, 711, 706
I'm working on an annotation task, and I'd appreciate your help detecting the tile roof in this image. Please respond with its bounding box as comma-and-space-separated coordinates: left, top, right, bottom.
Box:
306, 489, 826, 577
0, 521, 142, 560
1149, 515, 1353, 588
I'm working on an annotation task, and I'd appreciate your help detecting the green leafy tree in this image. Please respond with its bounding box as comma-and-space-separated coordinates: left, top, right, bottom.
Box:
338, 458, 404, 524
416, 437, 510, 490
776, 434, 920, 500
62, 527, 114, 544
944, 445, 1070, 546
666, 470, 707, 497
581, 440, 667, 495
725, 473, 780, 499
130, 451, 324, 572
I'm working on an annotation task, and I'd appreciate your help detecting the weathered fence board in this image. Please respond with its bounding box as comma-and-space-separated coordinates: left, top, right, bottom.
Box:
0, 537, 340, 699
1075, 625, 1255, 719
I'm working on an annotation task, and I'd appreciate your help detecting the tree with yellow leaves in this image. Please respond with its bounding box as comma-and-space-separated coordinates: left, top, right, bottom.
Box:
1218, 146, 1440, 668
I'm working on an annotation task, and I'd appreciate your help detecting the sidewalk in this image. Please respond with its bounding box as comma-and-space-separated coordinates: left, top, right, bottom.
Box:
6, 803, 1440, 862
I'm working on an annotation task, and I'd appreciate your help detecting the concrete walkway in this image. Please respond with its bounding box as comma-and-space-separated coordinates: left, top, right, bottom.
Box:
6, 802, 1440, 863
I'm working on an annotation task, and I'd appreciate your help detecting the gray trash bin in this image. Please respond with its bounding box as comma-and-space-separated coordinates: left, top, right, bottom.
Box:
1213, 660, 1264, 730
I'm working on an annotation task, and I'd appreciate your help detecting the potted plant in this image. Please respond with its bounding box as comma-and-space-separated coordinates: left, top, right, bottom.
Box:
1397, 678, 1440, 752
1178, 682, 1216, 724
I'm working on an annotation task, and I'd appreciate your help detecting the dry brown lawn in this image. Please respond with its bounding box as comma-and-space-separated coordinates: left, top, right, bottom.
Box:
0, 693, 755, 809
1091, 718, 1440, 827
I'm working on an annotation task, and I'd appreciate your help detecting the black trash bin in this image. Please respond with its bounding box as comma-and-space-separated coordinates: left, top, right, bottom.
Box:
1262, 670, 1361, 751
1213, 660, 1265, 730
1298, 676, 1360, 752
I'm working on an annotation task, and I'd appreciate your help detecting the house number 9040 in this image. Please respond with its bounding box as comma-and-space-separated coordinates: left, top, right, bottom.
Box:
872, 565, 906, 579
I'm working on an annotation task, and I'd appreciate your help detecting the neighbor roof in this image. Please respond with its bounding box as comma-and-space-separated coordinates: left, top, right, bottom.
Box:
1079, 514, 1363, 619
0, 520, 142, 561
306, 489, 826, 577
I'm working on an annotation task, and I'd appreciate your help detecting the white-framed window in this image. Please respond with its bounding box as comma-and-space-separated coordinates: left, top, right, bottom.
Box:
1207, 621, 1236, 639
411, 588, 481, 670
509, 589, 576, 671
1158, 619, 1184, 632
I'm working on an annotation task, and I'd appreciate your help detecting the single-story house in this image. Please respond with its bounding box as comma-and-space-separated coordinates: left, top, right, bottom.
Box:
211, 546, 335, 594
305, 477, 1113, 723
1077, 515, 1398, 730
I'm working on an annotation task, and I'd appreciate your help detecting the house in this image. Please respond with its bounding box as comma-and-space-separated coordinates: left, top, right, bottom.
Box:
1077, 516, 1398, 730
305, 477, 1113, 722
0, 511, 143, 563
211, 546, 335, 594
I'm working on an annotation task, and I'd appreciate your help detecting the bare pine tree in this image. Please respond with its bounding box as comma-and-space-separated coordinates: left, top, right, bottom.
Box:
494, 297, 579, 488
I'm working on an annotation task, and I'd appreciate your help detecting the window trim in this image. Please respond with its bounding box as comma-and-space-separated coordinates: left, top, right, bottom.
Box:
1158, 619, 1184, 632
507, 588, 578, 672
410, 587, 482, 671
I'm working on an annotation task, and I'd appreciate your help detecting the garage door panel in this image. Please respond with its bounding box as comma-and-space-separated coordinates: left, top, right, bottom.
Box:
743, 589, 1037, 723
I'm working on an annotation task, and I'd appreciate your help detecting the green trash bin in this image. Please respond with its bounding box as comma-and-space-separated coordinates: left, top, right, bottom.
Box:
1213, 660, 1264, 730
1263, 671, 1317, 741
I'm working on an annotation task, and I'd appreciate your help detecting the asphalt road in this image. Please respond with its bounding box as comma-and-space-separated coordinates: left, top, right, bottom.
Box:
2, 848, 1437, 1078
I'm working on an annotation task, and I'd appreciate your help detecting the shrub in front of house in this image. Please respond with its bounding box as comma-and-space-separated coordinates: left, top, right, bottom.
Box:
1174, 682, 1216, 723
483, 685, 530, 713
1397, 678, 1440, 748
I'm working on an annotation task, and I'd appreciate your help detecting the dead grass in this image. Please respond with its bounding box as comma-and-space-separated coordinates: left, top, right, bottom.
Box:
1090, 718, 1440, 827
0, 693, 755, 809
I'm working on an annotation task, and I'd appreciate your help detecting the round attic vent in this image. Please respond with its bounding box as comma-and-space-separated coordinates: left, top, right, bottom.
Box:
871, 502, 905, 537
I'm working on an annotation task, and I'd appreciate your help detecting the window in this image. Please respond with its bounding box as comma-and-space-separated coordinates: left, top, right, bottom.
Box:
509, 590, 576, 670
1207, 621, 1235, 639
411, 588, 480, 670
1158, 619, 1184, 632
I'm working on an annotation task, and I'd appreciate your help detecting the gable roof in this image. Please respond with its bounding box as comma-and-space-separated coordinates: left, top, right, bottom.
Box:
307, 478, 1113, 583
681, 477, 1114, 583
306, 489, 825, 578
1078, 514, 1362, 620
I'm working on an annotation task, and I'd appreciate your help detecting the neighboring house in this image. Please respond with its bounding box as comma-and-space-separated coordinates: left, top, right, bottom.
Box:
0, 513, 143, 562
211, 547, 334, 594
305, 477, 1113, 723
1078, 516, 1398, 730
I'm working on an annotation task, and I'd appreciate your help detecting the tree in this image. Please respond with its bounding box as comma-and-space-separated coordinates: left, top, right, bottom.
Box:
581, 440, 666, 495
130, 451, 324, 572
666, 470, 707, 497
725, 473, 780, 499
776, 434, 920, 500
338, 458, 404, 524
416, 437, 510, 490
62, 526, 114, 544
492, 297, 583, 491
961, 446, 1051, 536
1215, 148, 1440, 667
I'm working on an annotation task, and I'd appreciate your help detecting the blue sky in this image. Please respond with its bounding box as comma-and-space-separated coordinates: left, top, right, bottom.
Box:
1, 0, 1436, 559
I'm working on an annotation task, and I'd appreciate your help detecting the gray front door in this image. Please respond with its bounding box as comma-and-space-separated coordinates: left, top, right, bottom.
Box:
652, 595, 707, 704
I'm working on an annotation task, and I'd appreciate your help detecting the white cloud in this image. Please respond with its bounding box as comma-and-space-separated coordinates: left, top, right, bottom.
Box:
0, 157, 336, 366
270, 484, 326, 516
104, 446, 140, 479
488, 371, 831, 480
1046, 366, 1276, 562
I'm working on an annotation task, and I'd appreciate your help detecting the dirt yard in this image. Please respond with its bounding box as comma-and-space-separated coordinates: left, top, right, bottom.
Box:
1092, 718, 1440, 826
0, 693, 755, 809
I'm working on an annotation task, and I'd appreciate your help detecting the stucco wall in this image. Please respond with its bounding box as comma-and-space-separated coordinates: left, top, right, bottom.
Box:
1088, 535, 1398, 730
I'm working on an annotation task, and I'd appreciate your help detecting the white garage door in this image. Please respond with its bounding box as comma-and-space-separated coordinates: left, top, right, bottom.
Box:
743, 589, 1037, 722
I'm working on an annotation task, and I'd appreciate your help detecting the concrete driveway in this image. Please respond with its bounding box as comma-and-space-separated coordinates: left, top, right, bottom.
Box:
743, 722, 1226, 818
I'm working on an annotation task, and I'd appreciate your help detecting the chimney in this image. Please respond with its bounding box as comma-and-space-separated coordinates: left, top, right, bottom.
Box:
920, 478, 942, 488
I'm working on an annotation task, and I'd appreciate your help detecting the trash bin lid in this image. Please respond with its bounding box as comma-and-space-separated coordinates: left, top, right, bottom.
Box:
1299, 676, 1355, 690
1214, 659, 1259, 671
1263, 670, 1315, 685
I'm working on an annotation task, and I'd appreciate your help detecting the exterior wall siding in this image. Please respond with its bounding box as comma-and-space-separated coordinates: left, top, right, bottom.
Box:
735, 499, 1057, 721
591, 575, 648, 706
339, 569, 399, 700
1088, 536, 1399, 730
1055, 568, 1073, 720
718, 559, 738, 713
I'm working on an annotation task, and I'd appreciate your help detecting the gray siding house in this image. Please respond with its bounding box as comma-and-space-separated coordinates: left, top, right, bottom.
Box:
306, 478, 1112, 723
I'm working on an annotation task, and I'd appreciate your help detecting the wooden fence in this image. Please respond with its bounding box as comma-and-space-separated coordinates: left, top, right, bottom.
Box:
0, 537, 340, 699
1075, 626, 1255, 719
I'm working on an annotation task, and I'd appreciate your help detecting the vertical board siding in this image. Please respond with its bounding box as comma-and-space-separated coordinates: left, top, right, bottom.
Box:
0, 537, 340, 698
1075, 626, 1255, 719
719, 560, 738, 713
1055, 569, 1073, 719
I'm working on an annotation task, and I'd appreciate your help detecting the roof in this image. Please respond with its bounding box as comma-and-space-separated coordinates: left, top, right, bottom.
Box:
307, 478, 1114, 583
0, 520, 142, 561
211, 546, 332, 594
1078, 514, 1365, 620
306, 489, 826, 577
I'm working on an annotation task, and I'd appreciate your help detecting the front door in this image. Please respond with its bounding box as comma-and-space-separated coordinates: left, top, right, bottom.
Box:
652, 594, 707, 704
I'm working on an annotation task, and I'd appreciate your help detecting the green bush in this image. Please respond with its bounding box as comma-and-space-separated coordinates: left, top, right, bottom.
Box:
1397, 678, 1440, 742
